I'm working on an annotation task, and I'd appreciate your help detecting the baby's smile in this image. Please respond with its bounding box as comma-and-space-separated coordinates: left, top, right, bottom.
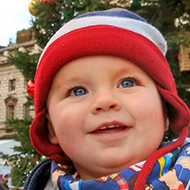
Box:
94, 121, 127, 131
88, 120, 130, 139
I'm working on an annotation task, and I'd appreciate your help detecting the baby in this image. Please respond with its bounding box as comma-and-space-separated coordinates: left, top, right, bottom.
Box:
24, 8, 190, 190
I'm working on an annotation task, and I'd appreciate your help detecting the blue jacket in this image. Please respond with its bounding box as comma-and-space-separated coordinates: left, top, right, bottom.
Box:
24, 159, 52, 190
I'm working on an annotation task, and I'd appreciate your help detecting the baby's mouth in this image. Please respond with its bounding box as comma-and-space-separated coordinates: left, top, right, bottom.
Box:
90, 121, 129, 134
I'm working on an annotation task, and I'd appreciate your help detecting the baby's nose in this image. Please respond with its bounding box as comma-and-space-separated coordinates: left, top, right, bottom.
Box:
90, 93, 121, 114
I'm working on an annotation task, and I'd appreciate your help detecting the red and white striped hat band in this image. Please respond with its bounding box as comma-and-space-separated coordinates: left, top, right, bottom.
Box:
30, 8, 190, 162
38, 8, 167, 64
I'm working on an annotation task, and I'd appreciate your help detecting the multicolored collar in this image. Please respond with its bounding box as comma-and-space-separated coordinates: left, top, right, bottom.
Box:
51, 139, 190, 190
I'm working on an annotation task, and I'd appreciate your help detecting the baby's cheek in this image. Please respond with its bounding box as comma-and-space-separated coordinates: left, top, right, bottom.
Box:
137, 94, 163, 120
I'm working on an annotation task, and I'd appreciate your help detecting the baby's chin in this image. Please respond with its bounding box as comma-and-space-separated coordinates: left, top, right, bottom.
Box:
97, 152, 143, 169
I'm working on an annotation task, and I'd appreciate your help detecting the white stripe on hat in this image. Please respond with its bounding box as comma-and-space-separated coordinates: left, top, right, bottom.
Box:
38, 15, 167, 67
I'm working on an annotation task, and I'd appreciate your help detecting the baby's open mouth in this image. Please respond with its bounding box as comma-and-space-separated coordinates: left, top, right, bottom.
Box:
93, 125, 126, 134
89, 121, 129, 134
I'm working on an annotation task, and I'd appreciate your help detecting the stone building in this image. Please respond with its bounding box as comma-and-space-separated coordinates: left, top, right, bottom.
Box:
0, 29, 40, 139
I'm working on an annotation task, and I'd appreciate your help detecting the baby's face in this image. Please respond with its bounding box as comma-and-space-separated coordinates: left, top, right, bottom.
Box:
47, 55, 165, 180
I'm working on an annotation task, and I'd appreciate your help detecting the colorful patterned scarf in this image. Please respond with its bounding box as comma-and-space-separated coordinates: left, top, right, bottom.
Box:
51, 140, 190, 190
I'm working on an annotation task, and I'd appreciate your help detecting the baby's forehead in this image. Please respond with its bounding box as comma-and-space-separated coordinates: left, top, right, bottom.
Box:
51, 55, 152, 86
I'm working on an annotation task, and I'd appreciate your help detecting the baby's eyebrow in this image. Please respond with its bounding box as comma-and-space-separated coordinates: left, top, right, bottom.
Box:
62, 76, 87, 83
55, 76, 87, 89
112, 68, 137, 79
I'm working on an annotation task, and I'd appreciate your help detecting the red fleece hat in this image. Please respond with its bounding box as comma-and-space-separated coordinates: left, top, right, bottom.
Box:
29, 9, 190, 165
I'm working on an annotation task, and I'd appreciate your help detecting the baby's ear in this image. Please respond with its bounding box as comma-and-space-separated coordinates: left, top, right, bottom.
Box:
163, 101, 169, 132
165, 117, 169, 132
46, 113, 59, 145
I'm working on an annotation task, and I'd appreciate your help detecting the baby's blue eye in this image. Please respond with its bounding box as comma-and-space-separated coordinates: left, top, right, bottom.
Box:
70, 87, 87, 96
119, 79, 136, 88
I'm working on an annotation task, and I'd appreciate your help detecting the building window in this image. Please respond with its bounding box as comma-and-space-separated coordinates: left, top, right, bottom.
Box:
9, 79, 16, 91
5, 95, 17, 121
7, 105, 15, 120
23, 104, 30, 118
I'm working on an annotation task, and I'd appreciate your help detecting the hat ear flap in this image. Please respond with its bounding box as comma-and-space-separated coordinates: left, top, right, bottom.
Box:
156, 85, 190, 133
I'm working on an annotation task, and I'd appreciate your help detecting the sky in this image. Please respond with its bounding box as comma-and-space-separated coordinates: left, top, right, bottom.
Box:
0, 0, 33, 46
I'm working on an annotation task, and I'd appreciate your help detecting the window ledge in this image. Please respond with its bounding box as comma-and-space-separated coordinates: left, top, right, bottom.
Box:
8, 91, 16, 95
